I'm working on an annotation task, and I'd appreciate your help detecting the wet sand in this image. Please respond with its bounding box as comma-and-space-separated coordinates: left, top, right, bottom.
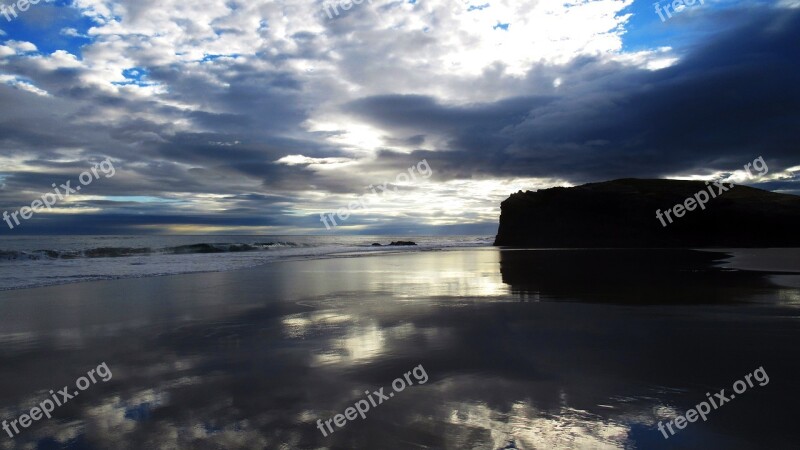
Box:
709, 248, 800, 273
0, 248, 798, 449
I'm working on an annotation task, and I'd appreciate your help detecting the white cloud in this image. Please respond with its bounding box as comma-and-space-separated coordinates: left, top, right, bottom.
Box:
4, 40, 37, 53
277, 155, 354, 168
60, 27, 87, 37
0, 75, 50, 96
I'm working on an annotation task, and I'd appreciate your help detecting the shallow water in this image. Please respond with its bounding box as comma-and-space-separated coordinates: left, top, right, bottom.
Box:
0, 248, 797, 449
0, 235, 492, 291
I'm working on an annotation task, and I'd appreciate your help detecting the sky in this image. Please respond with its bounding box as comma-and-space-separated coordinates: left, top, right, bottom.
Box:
0, 0, 798, 235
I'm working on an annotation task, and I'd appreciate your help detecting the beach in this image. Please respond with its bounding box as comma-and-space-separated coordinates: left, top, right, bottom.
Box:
0, 247, 799, 449
2, 1, 798, 448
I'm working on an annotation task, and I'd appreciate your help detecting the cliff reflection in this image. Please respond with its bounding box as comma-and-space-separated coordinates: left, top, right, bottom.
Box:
499, 249, 776, 304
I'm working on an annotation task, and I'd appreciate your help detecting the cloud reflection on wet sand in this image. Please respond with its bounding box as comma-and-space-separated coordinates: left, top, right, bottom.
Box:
0, 249, 798, 448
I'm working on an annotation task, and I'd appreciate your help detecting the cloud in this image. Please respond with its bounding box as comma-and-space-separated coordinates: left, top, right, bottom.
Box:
0, 0, 797, 234
346, 8, 800, 184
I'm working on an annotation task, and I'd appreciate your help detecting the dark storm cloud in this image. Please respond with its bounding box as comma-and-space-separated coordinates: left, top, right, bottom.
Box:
346, 8, 800, 184
347, 95, 548, 134
146, 62, 312, 135
0, 84, 97, 152
384, 134, 426, 147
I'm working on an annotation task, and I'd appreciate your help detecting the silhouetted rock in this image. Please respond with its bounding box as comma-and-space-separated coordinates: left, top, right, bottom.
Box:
494, 178, 800, 248
372, 243, 382, 246
389, 241, 417, 246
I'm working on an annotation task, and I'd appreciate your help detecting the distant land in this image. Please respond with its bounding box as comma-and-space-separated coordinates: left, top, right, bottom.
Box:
494, 179, 800, 248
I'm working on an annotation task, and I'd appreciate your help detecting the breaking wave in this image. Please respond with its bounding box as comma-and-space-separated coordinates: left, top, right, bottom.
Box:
0, 242, 303, 261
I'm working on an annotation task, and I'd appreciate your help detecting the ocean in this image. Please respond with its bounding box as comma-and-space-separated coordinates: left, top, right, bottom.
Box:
0, 235, 494, 291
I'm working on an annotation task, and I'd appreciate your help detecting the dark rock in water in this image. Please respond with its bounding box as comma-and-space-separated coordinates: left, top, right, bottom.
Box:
494, 178, 800, 248
389, 241, 417, 246
371, 243, 382, 246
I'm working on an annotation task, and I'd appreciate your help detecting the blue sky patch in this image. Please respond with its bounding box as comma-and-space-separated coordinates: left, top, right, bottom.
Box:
113, 68, 155, 87
0, 0, 95, 57
468, 3, 490, 12
493, 22, 509, 31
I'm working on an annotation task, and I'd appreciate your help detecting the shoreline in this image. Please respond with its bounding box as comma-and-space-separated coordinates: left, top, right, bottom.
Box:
700, 248, 800, 274
3, 246, 800, 294
0, 240, 494, 292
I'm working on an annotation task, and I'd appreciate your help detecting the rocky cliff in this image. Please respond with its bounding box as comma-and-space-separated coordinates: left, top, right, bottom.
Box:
494, 178, 800, 248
